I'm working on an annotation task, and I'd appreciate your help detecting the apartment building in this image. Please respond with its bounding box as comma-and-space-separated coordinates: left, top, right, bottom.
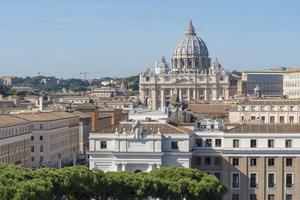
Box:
15, 111, 80, 168
283, 68, 300, 98
229, 99, 300, 124
0, 115, 32, 167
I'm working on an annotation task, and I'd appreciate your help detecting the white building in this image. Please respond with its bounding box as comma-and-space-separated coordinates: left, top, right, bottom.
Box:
88, 121, 191, 172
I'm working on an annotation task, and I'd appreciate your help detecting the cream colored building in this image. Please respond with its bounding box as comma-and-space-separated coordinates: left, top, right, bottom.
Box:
15, 111, 80, 168
0, 115, 32, 167
139, 21, 235, 111
283, 68, 300, 98
229, 99, 300, 124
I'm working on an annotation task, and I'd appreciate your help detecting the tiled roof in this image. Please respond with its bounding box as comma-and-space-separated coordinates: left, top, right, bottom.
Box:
72, 111, 91, 119
240, 99, 300, 105
188, 103, 230, 114
97, 122, 192, 134
0, 115, 30, 128
226, 123, 300, 133
15, 111, 78, 122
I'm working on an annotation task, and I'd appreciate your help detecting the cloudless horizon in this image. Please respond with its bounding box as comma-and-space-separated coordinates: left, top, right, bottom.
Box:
0, 0, 300, 79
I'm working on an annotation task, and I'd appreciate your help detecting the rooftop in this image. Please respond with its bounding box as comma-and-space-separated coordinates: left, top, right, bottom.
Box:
0, 115, 30, 128
226, 123, 300, 133
97, 121, 192, 134
15, 111, 78, 122
239, 99, 300, 105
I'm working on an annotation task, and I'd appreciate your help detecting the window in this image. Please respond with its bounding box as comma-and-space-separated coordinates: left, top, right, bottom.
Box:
285, 173, 293, 188
31, 145, 34, 152
286, 158, 293, 167
233, 139, 239, 148
268, 158, 275, 166
270, 116, 275, 123
40, 145, 43, 152
285, 139, 292, 148
268, 173, 275, 188
100, 141, 107, 149
40, 156, 43, 162
249, 173, 257, 188
250, 158, 257, 166
196, 157, 201, 165
251, 116, 255, 121
215, 139, 222, 147
31, 136, 34, 141
268, 194, 275, 200
31, 156, 34, 162
268, 139, 274, 148
286, 194, 292, 200
39, 124, 43, 129
289, 116, 294, 124
40, 136, 43, 141
214, 157, 222, 166
205, 157, 211, 165
232, 158, 239, 166
214, 172, 221, 180
196, 138, 202, 147
205, 139, 212, 147
231, 173, 240, 189
250, 139, 257, 148
232, 194, 239, 200
250, 194, 257, 200
280, 116, 284, 123
261, 116, 265, 123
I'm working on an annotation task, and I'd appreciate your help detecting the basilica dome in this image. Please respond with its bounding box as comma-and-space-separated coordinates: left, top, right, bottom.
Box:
172, 20, 210, 72
173, 20, 208, 57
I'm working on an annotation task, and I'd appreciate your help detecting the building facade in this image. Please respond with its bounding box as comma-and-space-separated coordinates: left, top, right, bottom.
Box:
283, 68, 300, 98
89, 119, 300, 200
139, 21, 234, 111
0, 115, 32, 167
229, 99, 300, 124
15, 111, 80, 168
88, 121, 191, 172
237, 68, 285, 97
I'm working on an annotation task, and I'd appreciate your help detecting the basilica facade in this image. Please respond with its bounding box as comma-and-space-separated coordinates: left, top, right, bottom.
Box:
139, 21, 235, 111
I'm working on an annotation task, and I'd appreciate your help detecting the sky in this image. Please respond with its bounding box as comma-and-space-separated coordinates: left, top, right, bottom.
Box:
0, 0, 300, 79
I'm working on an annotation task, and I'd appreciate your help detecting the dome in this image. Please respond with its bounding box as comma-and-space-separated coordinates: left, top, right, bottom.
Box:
173, 20, 208, 56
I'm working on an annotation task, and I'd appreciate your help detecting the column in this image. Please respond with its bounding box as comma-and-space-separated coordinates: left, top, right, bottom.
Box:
151, 89, 157, 110
160, 89, 165, 113
193, 88, 196, 99
170, 88, 173, 98
187, 88, 190, 101
121, 163, 126, 172
204, 88, 208, 101
179, 88, 182, 102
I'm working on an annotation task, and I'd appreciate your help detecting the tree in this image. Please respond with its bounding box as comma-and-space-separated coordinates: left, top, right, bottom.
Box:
0, 163, 227, 200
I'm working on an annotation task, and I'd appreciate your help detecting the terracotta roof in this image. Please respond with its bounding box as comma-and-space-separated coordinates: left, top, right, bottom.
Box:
98, 122, 192, 134
72, 111, 91, 119
188, 103, 230, 114
240, 99, 300, 105
0, 115, 30, 128
15, 111, 78, 122
226, 123, 300, 133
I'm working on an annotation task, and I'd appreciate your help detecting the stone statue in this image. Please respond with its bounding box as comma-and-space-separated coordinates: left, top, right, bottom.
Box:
132, 120, 144, 139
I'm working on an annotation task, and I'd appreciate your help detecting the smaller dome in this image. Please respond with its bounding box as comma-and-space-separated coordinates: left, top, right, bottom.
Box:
173, 20, 209, 56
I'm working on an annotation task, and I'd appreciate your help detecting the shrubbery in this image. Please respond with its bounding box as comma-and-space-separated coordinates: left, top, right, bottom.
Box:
0, 164, 226, 200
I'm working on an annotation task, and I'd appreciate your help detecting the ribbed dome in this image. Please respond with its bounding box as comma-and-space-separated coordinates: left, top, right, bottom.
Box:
173, 20, 208, 56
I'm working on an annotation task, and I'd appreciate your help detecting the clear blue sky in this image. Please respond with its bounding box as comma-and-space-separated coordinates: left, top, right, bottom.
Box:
0, 0, 300, 79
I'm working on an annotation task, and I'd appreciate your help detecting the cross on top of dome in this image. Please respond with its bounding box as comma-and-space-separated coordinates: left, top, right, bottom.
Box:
186, 20, 196, 35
